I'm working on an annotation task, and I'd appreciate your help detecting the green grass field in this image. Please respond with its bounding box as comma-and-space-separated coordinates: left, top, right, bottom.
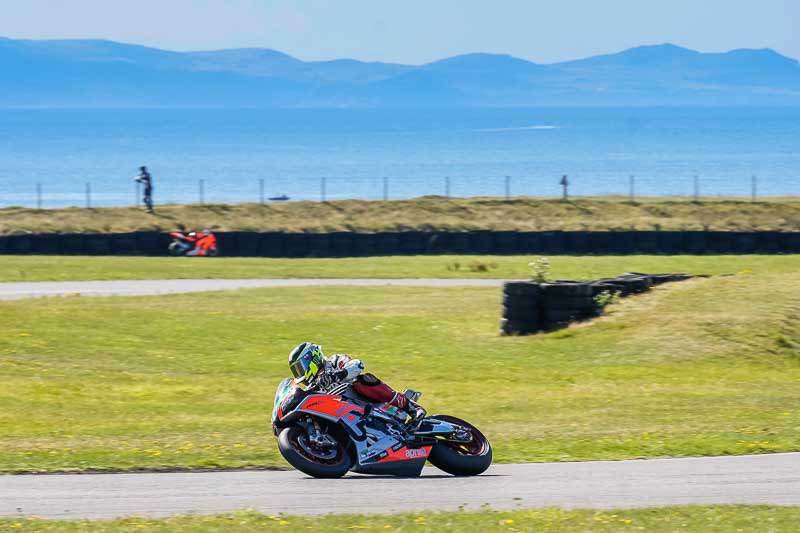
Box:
1, 254, 799, 473
3, 196, 800, 235
1, 254, 797, 282
3, 506, 800, 532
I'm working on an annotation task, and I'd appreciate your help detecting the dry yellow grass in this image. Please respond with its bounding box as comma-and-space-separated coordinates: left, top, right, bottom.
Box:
2, 196, 800, 235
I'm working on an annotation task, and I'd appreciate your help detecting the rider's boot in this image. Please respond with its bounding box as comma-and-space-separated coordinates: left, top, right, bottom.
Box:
406, 401, 427, 429
402, 389, 423, 403
400, 389, 426, 428
389, 392, 425, 428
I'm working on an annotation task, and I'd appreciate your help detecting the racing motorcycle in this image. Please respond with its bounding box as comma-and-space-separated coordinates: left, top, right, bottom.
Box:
271, 378, 492, 478
168, 231, 219, 257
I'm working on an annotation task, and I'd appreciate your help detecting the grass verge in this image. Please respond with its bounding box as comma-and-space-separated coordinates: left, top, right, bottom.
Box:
3, 196, 800, 235
2, 506, 800, 532
1, 254, 797, 282
1, 262, 799, 473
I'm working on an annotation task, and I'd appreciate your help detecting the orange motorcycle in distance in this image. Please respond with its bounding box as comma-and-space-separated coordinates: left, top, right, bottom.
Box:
271, 378, 492, 478
168, 230, 219, 257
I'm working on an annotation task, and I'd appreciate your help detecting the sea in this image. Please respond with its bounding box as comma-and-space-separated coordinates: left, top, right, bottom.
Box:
1, 107, 799, 208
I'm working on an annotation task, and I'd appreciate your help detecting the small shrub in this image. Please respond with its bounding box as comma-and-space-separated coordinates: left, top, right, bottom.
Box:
468, 260, 489, 272
529, 257, 551, 282
446, 261, 461, 272
594, 290, 621, 311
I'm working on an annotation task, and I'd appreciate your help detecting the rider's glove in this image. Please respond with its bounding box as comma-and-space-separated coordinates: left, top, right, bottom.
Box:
332, 369, 348, 381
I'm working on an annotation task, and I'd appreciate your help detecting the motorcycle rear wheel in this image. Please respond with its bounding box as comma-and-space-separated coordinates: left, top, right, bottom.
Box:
167, 242, 185, 256
278, 425, 352, 478
427, 414, 492, 476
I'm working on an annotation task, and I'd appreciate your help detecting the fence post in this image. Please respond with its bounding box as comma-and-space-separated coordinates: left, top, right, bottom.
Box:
751, 175, 757, 202
85, 182, 91, 209
199, 179, 205, 204
504, 175, 510, 200
382, 177, 389, 201
560, 175, 569, 200
693, 175, 699, 202
36, 183, 42, 209
629, 175, 635, 202
445, 176, 450, 198
259, 178, 265, 204
321, 177, 327, 202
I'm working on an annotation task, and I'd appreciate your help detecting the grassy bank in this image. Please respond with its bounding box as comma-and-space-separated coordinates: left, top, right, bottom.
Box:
1, 264, 799, 473
1, 254, 797, 282
3, 196, 800, 235
4, 506, 800, 532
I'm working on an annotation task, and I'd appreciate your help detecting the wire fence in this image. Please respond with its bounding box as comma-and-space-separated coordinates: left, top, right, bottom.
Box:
2, 174, 798, 209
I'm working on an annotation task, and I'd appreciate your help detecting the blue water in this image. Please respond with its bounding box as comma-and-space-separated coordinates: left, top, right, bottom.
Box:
1, 107, 799, 208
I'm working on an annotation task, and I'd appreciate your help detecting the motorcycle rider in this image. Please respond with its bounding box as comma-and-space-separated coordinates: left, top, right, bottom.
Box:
288, 342, 425, 425
186, 229, 216, 256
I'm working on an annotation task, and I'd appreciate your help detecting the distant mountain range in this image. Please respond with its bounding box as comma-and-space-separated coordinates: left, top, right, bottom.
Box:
1, 37, 799, 107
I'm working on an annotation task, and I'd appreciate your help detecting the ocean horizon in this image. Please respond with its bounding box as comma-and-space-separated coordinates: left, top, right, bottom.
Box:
1, 106, 799, 208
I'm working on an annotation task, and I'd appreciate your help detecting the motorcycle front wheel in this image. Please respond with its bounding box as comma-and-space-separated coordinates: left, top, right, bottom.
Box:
277, 425, 352, 478
427, 414, 492, 476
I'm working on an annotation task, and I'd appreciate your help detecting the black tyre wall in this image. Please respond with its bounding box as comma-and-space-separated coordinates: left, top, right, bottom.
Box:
501, 281, 541, 335
110, 233, 139, 255
259, 232, 285, 257
374, 232, 400, 256
236, 232, 261, 257
284, 233, 310, 257
1, 230, 798, 257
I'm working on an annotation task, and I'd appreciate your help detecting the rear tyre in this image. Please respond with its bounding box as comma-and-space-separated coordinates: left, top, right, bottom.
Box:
427, 415, 492, 476
278, 425, 352, 479
167, 242, 185, 256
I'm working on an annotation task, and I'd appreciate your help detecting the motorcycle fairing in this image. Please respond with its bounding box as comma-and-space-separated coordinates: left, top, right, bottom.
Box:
272, 378, 303, 423
292, 395, 364, 423
273, 382, 439, 477
351, 438, 430, 476
376, 443, 432, 463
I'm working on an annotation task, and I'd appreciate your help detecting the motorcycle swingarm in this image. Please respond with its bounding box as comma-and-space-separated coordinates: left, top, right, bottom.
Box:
413, 419, 468, 438
414, 419, 472, 444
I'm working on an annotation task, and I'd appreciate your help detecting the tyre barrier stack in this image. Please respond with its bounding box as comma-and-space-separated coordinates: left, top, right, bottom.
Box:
501, 272, 695, 336
500, 282, 542, 336
1, 230, 800, 257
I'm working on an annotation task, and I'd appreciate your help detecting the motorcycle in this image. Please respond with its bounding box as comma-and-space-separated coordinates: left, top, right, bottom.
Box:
271, 377, 492, 478
168, 231, 219, 257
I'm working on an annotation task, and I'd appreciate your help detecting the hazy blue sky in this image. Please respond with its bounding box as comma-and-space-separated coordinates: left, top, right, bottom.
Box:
2, 0, 798, 63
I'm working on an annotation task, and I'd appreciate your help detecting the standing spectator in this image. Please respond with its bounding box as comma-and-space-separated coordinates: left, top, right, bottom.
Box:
135, 166, 154, 213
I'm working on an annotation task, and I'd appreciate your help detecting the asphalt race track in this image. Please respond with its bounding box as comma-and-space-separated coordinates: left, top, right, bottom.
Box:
1, 453, 799, 519
0, 279, 507, 300
3, 281, 799, 519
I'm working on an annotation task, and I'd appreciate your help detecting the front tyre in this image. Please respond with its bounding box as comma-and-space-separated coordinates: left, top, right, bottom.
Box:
427, 415, 492, 476
277, 426, 352, 478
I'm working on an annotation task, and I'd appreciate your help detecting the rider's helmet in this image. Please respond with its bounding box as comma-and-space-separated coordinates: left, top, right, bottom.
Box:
288, 342, 325, 386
